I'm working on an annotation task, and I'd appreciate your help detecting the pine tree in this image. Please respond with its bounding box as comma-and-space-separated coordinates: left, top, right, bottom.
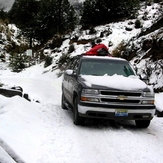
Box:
9, 54, 28, 72
9, 0, 77, 45
46, 0, 77, 35
80, 0, 97, 28
80, 0, 140, 28
8, 0, 40, 48
109, 0, 140, 18
94, 0, 110, 24
0, 9, 8, 20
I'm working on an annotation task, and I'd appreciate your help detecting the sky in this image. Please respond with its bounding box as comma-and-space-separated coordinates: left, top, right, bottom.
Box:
0, 2, 163, 163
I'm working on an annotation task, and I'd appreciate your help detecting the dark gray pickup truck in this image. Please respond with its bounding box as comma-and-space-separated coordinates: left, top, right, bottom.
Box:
61, 55, 155, 128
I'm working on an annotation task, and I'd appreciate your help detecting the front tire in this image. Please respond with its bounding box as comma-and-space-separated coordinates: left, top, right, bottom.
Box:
73, 97, 84, 125
135, 120, 151, 128
61, 92, 68, 110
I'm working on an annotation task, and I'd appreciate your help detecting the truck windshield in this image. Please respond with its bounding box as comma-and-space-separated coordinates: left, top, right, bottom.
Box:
79, 59, 136, 77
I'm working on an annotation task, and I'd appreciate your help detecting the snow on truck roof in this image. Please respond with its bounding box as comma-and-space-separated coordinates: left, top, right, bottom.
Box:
82, 55, 127, 61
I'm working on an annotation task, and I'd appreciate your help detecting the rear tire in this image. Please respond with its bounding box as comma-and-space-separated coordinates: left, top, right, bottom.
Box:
73, 97, 84, 125
61, 92, 68, 110
135, 120, 151, 128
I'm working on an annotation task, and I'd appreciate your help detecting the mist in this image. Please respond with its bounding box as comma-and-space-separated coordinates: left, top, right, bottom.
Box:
0, 0, 14, 11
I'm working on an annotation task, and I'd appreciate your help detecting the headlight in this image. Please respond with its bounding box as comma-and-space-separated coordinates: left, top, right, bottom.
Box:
142, 90, 155, 104
81, 89, 100, 102
142, 91, 154, 97
82, 89, 99, 95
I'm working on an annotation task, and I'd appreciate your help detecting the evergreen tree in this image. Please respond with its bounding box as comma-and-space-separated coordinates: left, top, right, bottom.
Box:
9, 54, 28, 72
0, 9, 7, 20
34, 0, 56, 43
109, 0, 140, 18
80, 0, 140, 28
35, 0, 77, 43
8, 0, 40, 48
48, 0, 76, 35
94, 0, 110, 24
8, 0, 77, 45
80, 0, 97, 28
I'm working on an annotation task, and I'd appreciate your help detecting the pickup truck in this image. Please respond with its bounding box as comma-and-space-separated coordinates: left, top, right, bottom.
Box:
61, 55, 155, 128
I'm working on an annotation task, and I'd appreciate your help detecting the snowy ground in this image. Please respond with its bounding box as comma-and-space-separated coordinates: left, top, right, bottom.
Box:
0, 63, 163, 163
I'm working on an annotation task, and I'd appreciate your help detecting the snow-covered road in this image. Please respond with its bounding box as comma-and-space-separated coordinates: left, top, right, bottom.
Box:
35, 105, 163, 163
0, 65, 163, 163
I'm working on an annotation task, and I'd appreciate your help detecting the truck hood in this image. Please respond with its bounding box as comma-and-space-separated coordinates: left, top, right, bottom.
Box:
80, 74, 148, 91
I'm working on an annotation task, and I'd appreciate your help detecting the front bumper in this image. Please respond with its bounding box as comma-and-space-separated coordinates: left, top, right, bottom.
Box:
78, 104, 155, 120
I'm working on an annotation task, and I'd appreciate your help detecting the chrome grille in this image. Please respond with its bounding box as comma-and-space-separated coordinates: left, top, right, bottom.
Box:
101, 98, 140, 103
101, 90, 141, 96
100, 90, 142, 104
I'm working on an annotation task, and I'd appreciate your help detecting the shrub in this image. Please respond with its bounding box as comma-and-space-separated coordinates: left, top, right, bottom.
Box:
135, 19, 142, 29
142, 11, 148, 20
68, 44, 75, 53
0, 82, 3, 87
125, 26, 133, 31
112, 41, 127, 58
58, 53, 71, 71
89, 27, 96, 35
49, 36, 63, 49
9, 54, 28, 72
44, 55, 53, 68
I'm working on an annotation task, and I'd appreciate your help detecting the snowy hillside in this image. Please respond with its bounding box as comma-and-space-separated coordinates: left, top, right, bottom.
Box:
0, 2, 163, 90
42, 2, 163, 91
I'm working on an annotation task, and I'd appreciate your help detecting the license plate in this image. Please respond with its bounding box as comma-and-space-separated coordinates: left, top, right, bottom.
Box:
115, 109, 128, 116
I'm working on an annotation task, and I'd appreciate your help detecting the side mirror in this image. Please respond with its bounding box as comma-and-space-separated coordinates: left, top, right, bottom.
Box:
65, 69, 74, 75
65, 69, 77, 76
